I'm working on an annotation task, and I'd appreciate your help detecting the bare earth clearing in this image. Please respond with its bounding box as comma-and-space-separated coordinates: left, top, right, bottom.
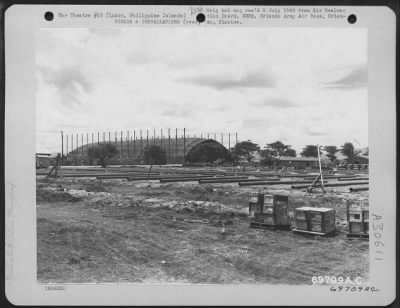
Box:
37, 176, 369, 284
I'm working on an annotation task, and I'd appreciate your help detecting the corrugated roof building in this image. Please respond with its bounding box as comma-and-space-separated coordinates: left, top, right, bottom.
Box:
66, 138, 229, 165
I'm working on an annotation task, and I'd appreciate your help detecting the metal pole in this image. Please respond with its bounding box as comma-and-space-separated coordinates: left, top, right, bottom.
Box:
133, 130, 136, 160
153, 128, 156, 144
175, 128, 178, 164
109, 131, 111, 143
317, 144, 325, 192
71, 134, 74, 153
228, 133, 231, 150
140, 130, 143, 161
103, 132, 105, 143
214, 133, 216, 140
183, 128, 186, 164
127, 131, 130, 158
161, 129, 163, 147
120, 131, 123, 162
61, 131, 64, 165
81, 133, 83, 156
66, 134, 68, 157
208, 133, 210, 139
236, 132, 238, 144
92, 132, 94, 147
221, 133, 223, 146
76, 134, 78, 153
146, 129, 149, 147
97, 132, 99, 144
168, 128, 171, 164
115, 131, 117, 144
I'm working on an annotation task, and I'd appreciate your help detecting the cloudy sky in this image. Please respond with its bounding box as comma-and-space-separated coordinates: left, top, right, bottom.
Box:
36, 27, 367, 154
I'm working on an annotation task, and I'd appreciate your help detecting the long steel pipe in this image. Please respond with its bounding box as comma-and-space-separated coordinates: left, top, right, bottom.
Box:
291, 181, 369, 189
161, 176, 248, 183
349, 186, 369, 192
238, 180, 329, 186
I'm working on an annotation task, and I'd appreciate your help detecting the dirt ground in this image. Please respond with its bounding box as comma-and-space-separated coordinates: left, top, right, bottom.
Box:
36, 176, 369, 284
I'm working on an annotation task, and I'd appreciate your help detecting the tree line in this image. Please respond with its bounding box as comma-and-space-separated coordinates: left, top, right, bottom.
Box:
230, 140, 368, 166
81, 139, 367, 167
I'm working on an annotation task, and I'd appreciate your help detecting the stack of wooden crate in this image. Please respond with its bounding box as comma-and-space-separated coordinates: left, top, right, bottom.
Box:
293, 207, 336, 236
347, 199, 369, 238
250, 193, 291, 230
248, 192, 262, 218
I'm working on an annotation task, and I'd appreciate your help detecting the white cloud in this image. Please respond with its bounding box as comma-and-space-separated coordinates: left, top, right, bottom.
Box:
35, 27, 368, 153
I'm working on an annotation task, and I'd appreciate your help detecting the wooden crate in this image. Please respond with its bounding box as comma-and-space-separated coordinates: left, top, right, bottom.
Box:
260, 194, 289, 225
295, 219, 308, 231
248, 192, 262, 217
308, 209, 336, 233
250, 193, 290, 229
253, 212, 275, 225
346, 199, 369, 236
349, 221, 365, 234
293, 207, 336, 235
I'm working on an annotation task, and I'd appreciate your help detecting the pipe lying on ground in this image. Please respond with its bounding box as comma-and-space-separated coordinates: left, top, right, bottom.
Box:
291, 181, 369, 189
349, 186, 369, 192
338, 177, 369, 181
128, 175, 224, 181
161, 176, 248, 183
238, 180, 329, 186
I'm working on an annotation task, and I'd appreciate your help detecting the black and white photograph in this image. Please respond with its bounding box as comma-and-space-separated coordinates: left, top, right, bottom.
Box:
4, 4, 396, 306
35, 25, 370, 284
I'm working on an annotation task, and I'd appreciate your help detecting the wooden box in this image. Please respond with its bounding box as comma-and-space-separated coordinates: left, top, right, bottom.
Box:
346, 199, 369, 235
294, 207, 336, 234
248, 192, 262, 217
295, 219, 308, 231
308, 208, 336, 233
259, 194, 289, 226
364, 222, 369, 233
349, 221, 365, 234
254, 212, 275, 225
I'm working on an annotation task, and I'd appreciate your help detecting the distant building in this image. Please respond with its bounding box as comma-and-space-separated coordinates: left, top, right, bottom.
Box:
278, 156, 321, 169
36, 153, 52, 168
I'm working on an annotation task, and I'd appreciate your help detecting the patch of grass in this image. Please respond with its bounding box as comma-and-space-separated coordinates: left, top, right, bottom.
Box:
36, 189, 82, 203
